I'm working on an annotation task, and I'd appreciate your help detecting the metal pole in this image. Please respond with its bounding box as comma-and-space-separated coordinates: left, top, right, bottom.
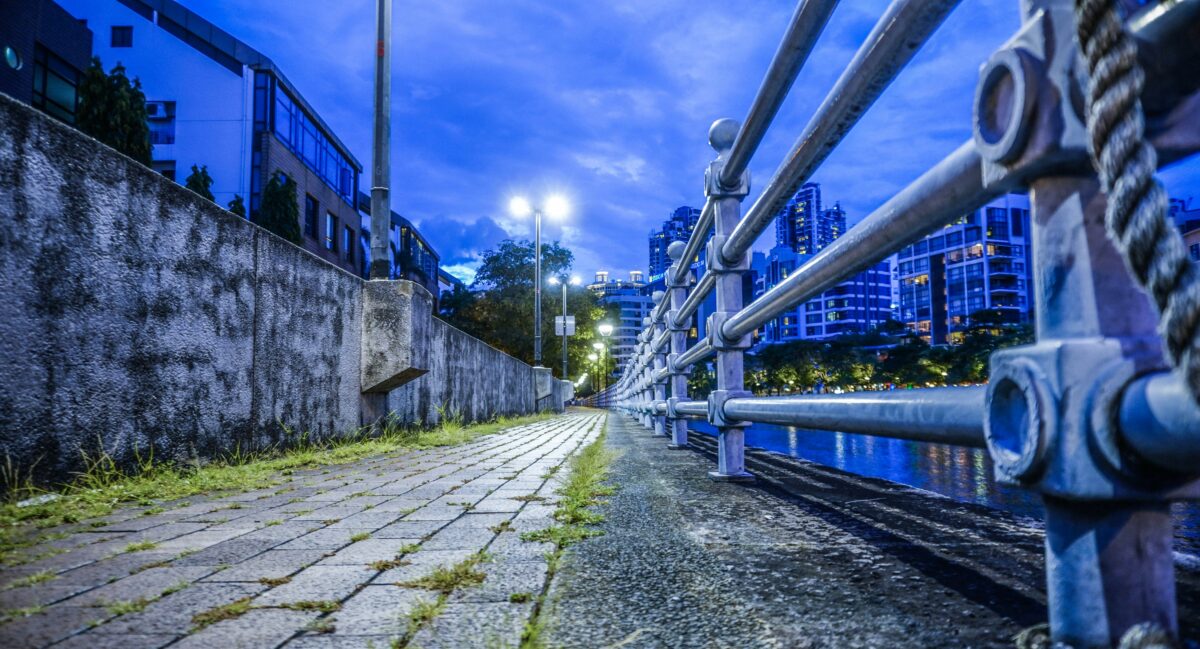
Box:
534, 210, 542, 364
561, 281, 568, 379
368, 0, 392, 280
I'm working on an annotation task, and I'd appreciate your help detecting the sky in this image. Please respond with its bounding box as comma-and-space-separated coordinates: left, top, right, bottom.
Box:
180, 0, 1199, 285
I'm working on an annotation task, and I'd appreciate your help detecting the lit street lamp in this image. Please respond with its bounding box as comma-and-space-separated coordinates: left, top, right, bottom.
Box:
548, 275, 581, 380
509, 195, 569, 365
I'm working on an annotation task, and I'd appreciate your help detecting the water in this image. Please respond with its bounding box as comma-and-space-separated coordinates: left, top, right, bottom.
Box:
690, 421, 1200, 558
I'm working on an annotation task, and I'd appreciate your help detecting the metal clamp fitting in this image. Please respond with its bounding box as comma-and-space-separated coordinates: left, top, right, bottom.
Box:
707, 389, 751, 428
705, 235, 749, 272
706, 312, 751, 351
667, 397, 682, 420
984, 357, 1056, 484
705, 159, 750, 199
666, 310, 688, 332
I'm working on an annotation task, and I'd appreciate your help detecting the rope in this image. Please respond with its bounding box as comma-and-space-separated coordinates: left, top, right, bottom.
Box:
1074, 0, 1200, 407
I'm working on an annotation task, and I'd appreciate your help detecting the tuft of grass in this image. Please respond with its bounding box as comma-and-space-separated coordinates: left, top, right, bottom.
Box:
489, 520, 513, 535
349, 532, 371, 543
398, 552, 489, 595
0, 413, 554, 566
104, 597, 151, 616
4, 569, 56, 589
509, 494, 546, 503
277, 600, 341, 613
405, 598, 445, 637
368, 556, 410, 571
398, 543, 421, 555
191, 597, 253, 631
264, 520, 283, 527
122, 541, 158, 553
140, 507, 165, 516
258, 576, 291, 587
306, 617, 336, 634
508, 592, 532, 603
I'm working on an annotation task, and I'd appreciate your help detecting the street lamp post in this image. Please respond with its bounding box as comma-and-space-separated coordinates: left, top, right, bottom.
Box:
368, 0, 392, 281
597, 323, 613, 393
587, 352, 599, 396
509, 196, 569, 365
548, 275, 581, 381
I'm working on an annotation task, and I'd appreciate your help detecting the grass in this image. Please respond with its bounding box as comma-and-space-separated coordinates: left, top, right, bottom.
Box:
518, 424, 616, 649
0, 412, 555, 565
489, 520, 513, 534
349, 532, 371, 542
509, 495, 547, 503
122, 541, 158, 553
191, 596, 254, 630
258, 576, 291, 587
104, 597, 152, 616
398, 552, 489, 594
508, 592, 532, 603
3, 569, 56, 589
277, 600, 341, 613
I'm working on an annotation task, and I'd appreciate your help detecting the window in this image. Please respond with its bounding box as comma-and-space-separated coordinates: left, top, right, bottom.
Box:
32, 45, 81, 124
273, 85, 357, 205
152, 160, 176, 181
1191, 243, 1199, 262
146, 101, 176, 145
304, 196, 318, 238
324, 213, 337, 251
111, 26, 133, 48
343, 226, 355, 262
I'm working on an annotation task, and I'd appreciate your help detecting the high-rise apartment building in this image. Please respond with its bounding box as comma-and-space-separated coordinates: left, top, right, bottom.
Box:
648, 206, 701, 278
587, 271, 651, 377
773, 183, 846, 254
897, 193, 1034, 343
753, 247, 892, 342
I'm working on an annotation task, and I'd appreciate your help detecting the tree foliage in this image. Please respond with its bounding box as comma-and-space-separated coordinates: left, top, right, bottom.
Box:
184, 164, 214, 201
76, 58, 151, 165
439, 239, 606, 379
227, 195, 246, 218
742, 313, 1033, 394
257, 172, 301, 244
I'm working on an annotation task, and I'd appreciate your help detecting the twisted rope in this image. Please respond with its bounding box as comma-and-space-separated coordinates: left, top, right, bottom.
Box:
1074, 0, 1200, 407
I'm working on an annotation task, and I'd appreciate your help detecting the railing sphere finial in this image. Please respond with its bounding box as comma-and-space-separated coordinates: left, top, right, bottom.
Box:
708, 118, 740, 154
652, 290, 665, 304
667, 240, 686, 261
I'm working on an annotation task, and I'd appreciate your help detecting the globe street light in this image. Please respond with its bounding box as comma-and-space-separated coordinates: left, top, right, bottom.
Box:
509, 195, 569, 365
548, 275, 581, 380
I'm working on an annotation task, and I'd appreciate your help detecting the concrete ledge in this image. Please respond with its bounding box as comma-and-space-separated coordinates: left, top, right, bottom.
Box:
361, 280, 432, 393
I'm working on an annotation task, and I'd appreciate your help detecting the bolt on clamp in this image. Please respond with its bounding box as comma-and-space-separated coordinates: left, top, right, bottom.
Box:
706, 312, 751, 351
707, 389, 751, 428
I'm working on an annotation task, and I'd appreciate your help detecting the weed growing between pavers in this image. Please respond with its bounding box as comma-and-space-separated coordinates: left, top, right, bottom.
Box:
258, 576, 291, 587
391, 551, 490, 646
122, 540, 158, 553
2, 569, 55, 589
350, 532, 371, 542
519, 422, 615, 649
0, 412, 556, 565
191, 596, 254, 630
277, 600, 341, 613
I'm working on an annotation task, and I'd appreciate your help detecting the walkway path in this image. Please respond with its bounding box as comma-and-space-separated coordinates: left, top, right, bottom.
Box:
541, 413, 1200, 648
0, 411, 605, 649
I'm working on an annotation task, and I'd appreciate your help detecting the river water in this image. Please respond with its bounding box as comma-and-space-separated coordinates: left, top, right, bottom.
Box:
690, 421, 1200, 559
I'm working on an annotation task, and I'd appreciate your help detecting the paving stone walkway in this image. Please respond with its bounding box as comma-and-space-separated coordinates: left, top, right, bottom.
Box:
0, 411, 605, 649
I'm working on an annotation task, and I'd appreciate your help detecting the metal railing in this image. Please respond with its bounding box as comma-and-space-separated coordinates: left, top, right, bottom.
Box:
582, 0, 1200, 646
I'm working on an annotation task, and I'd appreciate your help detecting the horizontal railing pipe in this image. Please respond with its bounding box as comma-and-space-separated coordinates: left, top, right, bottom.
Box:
720, 0, 962, 265
675, 400, 708, 418
723, 140, 1003, 340
719, 0, 841, 187
674, 272, 716, 328
669, 200, 714, 286
675, 338, 715, 371
721, 386, 987, 447
1118, 372, 1200, 474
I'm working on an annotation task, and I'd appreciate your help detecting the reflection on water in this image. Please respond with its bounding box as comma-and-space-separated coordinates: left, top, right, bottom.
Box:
690, 421, 1200, 558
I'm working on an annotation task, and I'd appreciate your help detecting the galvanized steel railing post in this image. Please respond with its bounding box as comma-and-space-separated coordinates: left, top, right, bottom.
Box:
972, 1, 1198, 643
703, 119, 754, 482
665, 241, 693, 449
650, 292, 669, 437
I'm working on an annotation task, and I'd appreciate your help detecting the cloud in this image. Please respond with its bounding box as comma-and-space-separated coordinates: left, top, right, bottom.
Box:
172, 0, 1200, 280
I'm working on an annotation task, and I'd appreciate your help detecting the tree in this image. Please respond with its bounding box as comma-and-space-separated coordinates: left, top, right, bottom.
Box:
257, 172, 301, 244
76, 58, 151, 165
439, 239, 605, 378
184, 165, 214, 201
227, 195, 246, 218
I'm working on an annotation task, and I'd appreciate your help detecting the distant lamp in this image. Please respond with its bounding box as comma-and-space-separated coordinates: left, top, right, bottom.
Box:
570, 275, 581, 286
587, 353, 599, 361
592, 342, 604, 351
508, 196, 532, 218
598, 323, 614, 337
548, 276, 560, 286
544, 195, 570, 220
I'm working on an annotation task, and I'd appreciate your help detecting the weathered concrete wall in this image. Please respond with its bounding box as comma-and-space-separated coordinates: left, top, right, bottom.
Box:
0, 94, 547, 483
388, 319, 537, 425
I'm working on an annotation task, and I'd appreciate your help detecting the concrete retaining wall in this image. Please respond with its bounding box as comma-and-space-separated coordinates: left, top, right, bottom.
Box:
0, 94, 564, 483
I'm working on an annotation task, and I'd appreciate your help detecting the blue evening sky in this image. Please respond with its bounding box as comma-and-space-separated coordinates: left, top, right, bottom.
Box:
179, 0, 1198, 284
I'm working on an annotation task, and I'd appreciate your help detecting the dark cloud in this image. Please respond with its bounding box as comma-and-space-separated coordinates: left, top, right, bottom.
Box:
185, 0, 1200, 277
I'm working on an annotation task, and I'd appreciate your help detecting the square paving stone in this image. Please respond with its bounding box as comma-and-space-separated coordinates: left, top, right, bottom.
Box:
0, 605, 107, 647
420, 526, 496, 551
0, 582, 91, 609
369, 497, 429, 512
64, 566, 213, 606
326, 512, 402, 530
202, 549, 329, 582
174, 538, 283, 567
154, 528, 252, 553
91, 582, 266, 635
123, 522, 211, 544
401, 507, 463, 521
332, 584, 435, 636
449, 513, 514, 529
316, 539, 418, 565
277, 529, 371, 551
373, 519, 447, 539
282, 634, 399, 648
254, 565, 370, 606
50, 631, 179, 648
449, 560, 547, 604
235, 521, 316, 543
406, 601, 532, 648
374, 549, 477, 584
169, 607, 318, 648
